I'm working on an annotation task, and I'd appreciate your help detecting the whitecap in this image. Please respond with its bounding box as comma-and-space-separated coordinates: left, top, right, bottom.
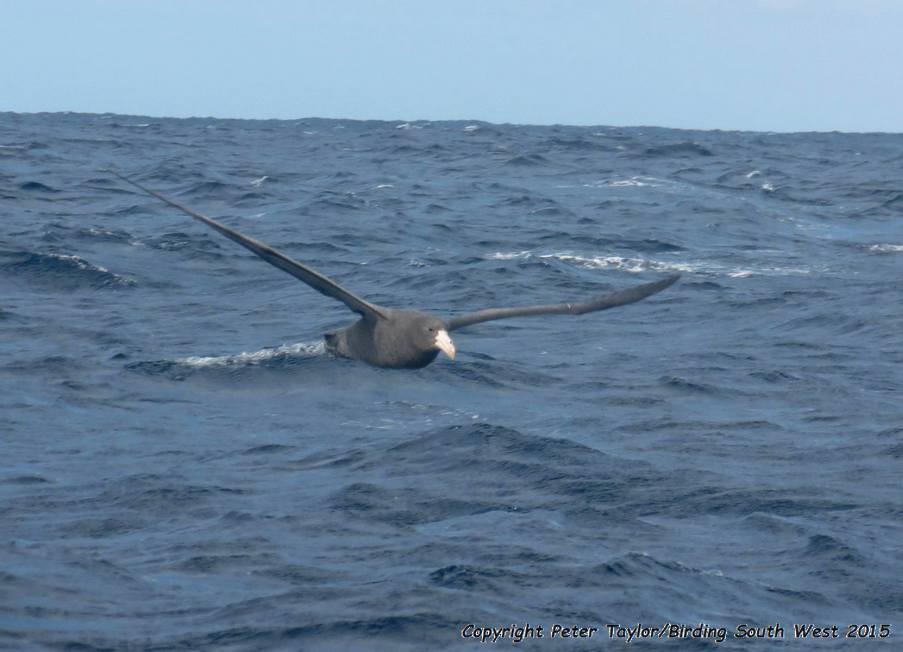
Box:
178, 341, 325, 368
31, 253, 137, 288
54, 253, 108, 272
541, 253, 694, 274
250, 176, 268, 187
486, 251, 531, 261
486, 250, 815, 278
746, 169, 761, 178
869, 244, 903, 253
52, 253, 137, 283
583, 175, 665, 189
487, 250, 683, 273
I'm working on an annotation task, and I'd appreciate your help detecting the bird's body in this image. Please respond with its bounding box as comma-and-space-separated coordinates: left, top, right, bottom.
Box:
326, 309, 447, 369
111, 171, 679, 369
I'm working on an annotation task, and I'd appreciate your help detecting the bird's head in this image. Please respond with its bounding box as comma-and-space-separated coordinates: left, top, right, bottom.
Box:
421, 317, 455, 360
382, 310, 457, 367
406, 313, 455, 360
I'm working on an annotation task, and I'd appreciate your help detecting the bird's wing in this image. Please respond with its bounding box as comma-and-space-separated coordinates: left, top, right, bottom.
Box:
446, 274, 679, 331
111, 171, 387, 321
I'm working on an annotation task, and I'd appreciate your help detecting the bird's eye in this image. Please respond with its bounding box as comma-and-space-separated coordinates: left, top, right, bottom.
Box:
428, 326, 435, 332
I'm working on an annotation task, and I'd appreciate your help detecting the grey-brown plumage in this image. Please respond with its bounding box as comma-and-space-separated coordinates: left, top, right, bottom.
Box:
112, 172, 679, 369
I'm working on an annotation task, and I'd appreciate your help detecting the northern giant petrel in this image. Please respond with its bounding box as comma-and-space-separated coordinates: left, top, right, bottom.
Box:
112, 172, 679, 369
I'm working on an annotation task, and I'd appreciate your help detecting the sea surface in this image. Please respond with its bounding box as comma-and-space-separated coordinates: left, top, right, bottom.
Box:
1, 112, 901, 650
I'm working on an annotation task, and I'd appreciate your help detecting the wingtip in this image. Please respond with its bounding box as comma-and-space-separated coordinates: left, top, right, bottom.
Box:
652, 273, 681, 291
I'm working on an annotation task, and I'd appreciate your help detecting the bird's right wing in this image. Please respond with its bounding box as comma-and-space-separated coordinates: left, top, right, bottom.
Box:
446, 274, 679, 331
111, 171, 387, 321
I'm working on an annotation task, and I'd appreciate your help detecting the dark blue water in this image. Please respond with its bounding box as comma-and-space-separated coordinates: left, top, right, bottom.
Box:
1, 112, 901, 650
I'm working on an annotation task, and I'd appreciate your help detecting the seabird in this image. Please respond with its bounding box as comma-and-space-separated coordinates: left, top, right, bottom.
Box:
112, 172, 679, 369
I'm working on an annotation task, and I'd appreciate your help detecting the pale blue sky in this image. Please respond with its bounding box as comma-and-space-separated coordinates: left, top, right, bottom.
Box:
2, 0, 901, 131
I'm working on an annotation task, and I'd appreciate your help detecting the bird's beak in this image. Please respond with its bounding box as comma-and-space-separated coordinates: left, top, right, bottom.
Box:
434, 329, 456, 360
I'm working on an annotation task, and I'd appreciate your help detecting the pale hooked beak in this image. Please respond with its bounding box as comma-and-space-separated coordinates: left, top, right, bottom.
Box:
434, 329, 456, 360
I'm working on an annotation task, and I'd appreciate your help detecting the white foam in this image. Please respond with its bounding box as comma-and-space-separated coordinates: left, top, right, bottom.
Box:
869, 244, 903, 253
609, 177, 653, 188
486, 251, 531, 261
85, 228, 108, 237
250, 176, 268, 187
541, 253, 694, 274
583, 175, 664, 189
758, 265, 812, 275
53, 253, 106, 271
88, 229, 142, 247
463, 125, 480, 132
487, 250, 814, 278
761, 183, 776, 192
179, 341, 325, 368
48, 253, 136, 286
746, 170, 761, 178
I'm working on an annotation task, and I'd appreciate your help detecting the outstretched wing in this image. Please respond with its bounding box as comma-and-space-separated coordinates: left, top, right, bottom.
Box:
446, 274, 679, 331
111, 171, 387, 321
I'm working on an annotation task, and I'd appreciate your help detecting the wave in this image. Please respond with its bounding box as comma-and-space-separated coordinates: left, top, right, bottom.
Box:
183, 180, 231, 198
125, 341, 327, 381
0, 250, 135, 289
485, 250, 815, 278
642, 142, 714, 158
869, 244, 903, 253
141, 231, 224, 256
503, 153, 549, 167
179, 341, 326, 368
592, 175, 665, 188
543, 137, 609, 152
74, 226, 136, 244
19, 181, 58, 193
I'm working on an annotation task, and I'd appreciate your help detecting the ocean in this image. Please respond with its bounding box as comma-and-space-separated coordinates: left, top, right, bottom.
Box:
1, 112, 901, 650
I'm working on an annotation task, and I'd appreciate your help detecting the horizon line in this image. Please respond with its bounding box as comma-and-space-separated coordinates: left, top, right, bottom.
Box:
2, 108, 901, 136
